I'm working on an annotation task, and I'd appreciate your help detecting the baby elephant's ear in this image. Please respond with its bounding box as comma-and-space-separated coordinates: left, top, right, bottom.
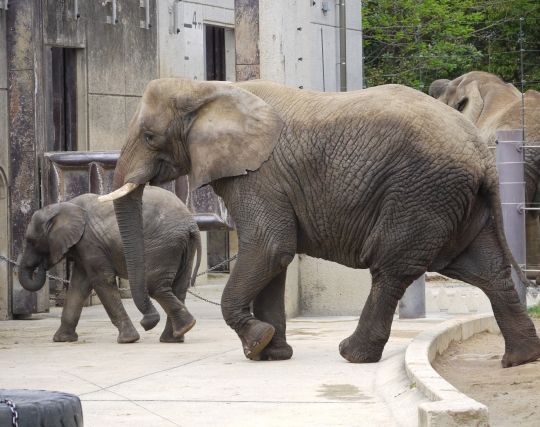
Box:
183, 83, 284, 189
43, 202, 86, 266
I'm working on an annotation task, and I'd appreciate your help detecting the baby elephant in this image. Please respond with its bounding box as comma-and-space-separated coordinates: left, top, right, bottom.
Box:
18, 186, 201, 344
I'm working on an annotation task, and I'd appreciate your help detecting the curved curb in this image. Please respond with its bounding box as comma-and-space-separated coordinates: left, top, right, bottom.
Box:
405, 314, 499, 427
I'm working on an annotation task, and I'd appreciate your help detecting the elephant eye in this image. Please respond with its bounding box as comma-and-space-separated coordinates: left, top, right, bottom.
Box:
456, 98, 468, 112
144, 132, 161, 150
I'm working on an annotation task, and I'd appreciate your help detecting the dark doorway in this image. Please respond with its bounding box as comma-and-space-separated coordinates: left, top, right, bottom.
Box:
47, 47, 79, 304
205, 25, 226, 81
50, 48, 77, 152
205, 25, 230, 271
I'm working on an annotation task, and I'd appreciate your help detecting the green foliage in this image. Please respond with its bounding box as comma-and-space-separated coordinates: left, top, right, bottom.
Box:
362, 0, 540, 91
528, 305, 540, 318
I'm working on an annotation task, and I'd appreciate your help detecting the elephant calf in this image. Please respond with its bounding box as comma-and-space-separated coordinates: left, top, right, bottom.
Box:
19, 186, 201, 343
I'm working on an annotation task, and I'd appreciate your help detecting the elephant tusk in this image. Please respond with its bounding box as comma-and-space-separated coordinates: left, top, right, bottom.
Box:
98, 183, 140, 202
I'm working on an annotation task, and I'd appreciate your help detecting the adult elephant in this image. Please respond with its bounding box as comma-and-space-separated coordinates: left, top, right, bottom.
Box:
101, 78, 540, 367
429, 71, 540, 280
19, 186, 200, 343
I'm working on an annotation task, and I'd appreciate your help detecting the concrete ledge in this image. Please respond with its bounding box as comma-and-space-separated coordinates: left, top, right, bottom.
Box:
405, 314, 499, 426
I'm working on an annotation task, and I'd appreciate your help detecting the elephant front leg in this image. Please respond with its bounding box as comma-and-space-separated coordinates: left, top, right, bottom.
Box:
222, 247, 296, 360
252, 270, 293, 360
93, 277, 140, 344
53, 267, 91, 342
339, 273, 407, 363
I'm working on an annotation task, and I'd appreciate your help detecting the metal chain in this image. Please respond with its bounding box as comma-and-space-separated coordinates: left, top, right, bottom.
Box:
0, 253, 237, 307
0, 399, 19, 427
187, 254, 238, 306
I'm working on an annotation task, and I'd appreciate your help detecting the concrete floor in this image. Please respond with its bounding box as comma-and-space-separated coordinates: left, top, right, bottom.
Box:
0, 281, 445, 427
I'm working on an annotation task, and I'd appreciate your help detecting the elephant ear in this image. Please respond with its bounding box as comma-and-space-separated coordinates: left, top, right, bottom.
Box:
458, 80, 484, 124
428, 79, 450, 99
181, 83, 284, 189
41, 202, 86, 266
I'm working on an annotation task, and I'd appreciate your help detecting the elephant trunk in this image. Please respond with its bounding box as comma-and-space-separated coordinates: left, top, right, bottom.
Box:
19, 263, 46, 292
112, 183, 160, 331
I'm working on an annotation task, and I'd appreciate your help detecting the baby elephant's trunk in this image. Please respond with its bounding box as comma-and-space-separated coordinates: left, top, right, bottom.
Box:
19, 263, 47, 292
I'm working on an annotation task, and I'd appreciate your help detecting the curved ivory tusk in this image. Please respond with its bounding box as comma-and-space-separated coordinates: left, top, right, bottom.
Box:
98, 183, 140, 202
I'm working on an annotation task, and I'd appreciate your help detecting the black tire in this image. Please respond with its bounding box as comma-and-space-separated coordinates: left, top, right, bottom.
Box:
0, 389, 83, 427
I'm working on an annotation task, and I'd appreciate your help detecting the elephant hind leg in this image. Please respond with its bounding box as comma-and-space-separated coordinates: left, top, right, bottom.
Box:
339, 271, 411, 363
150, 285, 196, 338
439, 222, 540, 368
160, 266, 192, 343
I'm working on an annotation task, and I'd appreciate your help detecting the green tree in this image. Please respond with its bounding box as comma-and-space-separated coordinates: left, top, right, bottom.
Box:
362, 0, 540, 91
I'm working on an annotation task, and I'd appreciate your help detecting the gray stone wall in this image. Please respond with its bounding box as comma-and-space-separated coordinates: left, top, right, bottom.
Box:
0, 6, 10, 319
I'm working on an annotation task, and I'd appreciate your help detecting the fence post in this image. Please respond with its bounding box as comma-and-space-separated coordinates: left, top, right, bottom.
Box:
399, 275, 426, 319
496, 129, 527, 306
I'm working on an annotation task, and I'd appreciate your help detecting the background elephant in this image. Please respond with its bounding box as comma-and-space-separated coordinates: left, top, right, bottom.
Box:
102, 78, 540, 367
429, 71, 540, 280
19, 186, 200, 343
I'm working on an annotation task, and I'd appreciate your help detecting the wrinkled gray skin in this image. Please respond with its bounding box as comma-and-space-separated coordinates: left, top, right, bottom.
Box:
107, 78, 540, 367
19, 186, 200, 343
429, 71, 540, 280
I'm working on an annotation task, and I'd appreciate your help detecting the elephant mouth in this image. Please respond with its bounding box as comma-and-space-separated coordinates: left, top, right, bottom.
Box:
149, 159, 184, 186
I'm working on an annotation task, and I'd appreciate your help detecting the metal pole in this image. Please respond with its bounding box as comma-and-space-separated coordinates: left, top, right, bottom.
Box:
496, 129, 527, 306
399, 275, 426, 319
338, 0, 347, 91
519, 17, 525, 141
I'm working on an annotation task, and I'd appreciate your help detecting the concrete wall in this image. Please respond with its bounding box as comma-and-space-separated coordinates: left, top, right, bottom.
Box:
259, 0, 369, 316
157, 0, 235, 80
259, 0, 363, 91
0, 6, 10, 319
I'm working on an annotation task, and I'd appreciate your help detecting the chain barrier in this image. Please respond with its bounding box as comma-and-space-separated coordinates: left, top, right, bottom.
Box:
0, 253, 237, 307
0, 399, 19, 427
186, 254, 238, 306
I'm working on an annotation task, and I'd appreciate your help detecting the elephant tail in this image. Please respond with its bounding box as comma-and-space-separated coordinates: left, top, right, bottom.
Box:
483, 163, 535, 288
189, 226, 202, 287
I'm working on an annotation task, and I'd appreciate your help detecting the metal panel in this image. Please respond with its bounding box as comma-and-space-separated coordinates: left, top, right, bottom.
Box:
42, 151, 232, 228
496, 129, 527, 305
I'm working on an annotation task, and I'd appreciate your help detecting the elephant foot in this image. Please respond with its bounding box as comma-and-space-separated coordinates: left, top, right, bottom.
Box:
502, 337, 540, 368
53, 329, 78, 342
140, 311, 160, 331
117, 328, 140, 344
173, 318, 196, 338
160, 333, 185, 343
339, 335, 383, 363
255, 340, 293, 361
238, 320, 275, 360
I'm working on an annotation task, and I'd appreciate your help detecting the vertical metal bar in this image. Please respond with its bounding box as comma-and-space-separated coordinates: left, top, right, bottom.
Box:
112, 0, 117, 24
74, 0, 79, 19
399, 275, 426, 319
519, 17, 525, 141
496, 129, 527, 306
320, 27, 325, 91
338, 0, 347, 91
145, 0, 150, 28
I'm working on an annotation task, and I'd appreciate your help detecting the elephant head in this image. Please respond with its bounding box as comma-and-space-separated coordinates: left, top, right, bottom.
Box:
19, 203, 85, 292
429, 71, 521, 127
99, 78, 284, 327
